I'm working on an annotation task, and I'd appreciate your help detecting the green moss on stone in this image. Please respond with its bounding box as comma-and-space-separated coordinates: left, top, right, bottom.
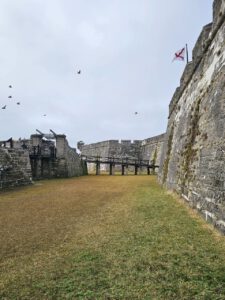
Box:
163, 125, 174, 183
181, 98, 201, 188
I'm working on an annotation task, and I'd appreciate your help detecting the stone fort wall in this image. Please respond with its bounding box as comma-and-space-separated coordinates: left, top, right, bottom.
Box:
79, 134, 165, 172
0, 133, 87, 190
53, 135, 87, 178
0, 147, 32, 190
141, 134, 165, 165
158, 0, 225, 232
80, 140, 143, 158
29, 133, 87, 179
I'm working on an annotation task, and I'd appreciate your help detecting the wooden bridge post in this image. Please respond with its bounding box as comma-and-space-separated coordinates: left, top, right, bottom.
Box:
139, 160, 142, 175
122, 165, 125, 175
109, 163, 115, 175
96, 160, 100, 175
125, 157, 129, 175
135, 165, 138, 175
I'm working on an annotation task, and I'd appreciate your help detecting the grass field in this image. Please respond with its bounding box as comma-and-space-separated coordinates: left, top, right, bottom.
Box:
1, 175, 225, 299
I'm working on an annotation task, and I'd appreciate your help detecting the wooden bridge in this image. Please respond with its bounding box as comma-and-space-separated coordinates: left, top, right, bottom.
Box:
81, 155, 159, 175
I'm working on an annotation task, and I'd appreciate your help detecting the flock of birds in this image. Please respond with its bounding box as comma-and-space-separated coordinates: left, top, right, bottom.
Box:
2, 69, 139, 115
1, 85, 20, 110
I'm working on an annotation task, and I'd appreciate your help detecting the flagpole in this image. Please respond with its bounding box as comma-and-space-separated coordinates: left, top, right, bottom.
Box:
185, 43, 189, 64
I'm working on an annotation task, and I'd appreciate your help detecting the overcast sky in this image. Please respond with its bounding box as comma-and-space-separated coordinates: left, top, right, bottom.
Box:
0, 0, 213, 147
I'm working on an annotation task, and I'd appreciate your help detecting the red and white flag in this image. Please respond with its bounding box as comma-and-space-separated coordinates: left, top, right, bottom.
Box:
173, 47, 185, 61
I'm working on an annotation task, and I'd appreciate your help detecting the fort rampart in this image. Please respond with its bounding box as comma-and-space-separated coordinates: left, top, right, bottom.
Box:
158, 0, 225, 232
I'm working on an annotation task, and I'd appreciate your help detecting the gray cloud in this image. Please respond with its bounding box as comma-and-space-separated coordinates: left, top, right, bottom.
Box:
0, 0, 213, 146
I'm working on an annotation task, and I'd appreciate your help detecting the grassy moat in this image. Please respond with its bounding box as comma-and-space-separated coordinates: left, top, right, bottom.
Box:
1, 175, 225, 299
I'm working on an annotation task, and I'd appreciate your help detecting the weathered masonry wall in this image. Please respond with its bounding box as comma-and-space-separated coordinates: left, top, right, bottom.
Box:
79, 134, 165, 172
55, 135, 87, 178
80, 140, 142, 158
0, 147, 32, 190
0, 132, 87, 189
158, 0, 225, 232
30, 133, 87, 179
141, 134, 165, 165
79, 140, 142, 172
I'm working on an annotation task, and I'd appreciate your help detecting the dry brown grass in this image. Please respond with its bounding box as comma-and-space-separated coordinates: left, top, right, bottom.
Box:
1, 176, 225, 299
0, 176, 138, 260
0, 176, 149, 298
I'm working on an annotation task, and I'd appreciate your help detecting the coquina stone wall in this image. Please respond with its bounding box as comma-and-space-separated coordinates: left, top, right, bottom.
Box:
30, 133, 87, 179
80, 140, 143, 158
0, 147, 32, 190
158, 0, 225, 232
141, 134, 165, 165
0, 132, 87, 189
79, 134, 165, 172
79, 140, 142, 172
54, 135, 87, 178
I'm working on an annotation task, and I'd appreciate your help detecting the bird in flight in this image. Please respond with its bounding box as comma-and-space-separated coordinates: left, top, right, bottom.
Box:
9, 85, 12, 88
77, 70, 81, 74
2, 105, 6, 109
134, 112, 138, 115
16, 102, 20, 105
8, 96, 12, 99
43, 114, 47, 117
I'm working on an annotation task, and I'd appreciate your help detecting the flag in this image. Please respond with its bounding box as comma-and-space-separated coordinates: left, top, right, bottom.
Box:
173, 47, 185, 61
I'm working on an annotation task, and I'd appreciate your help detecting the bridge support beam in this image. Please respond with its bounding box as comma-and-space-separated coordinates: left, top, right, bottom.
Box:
121, 165, 125, 175
83, 156, 159, 176
135, 165, 138, 175
96, 162, 100, 175
122, 165, 129, 175
109, 163, 115, 175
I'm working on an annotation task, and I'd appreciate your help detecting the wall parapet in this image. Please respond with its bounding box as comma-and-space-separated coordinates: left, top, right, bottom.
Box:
168, 4, 225, 119
142, 134, 165, 145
